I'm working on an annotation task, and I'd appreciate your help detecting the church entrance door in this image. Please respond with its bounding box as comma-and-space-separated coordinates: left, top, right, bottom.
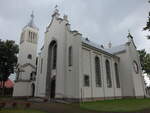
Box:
31, 83, 35, 97
46, 40, 57, 99
50, 76, 56, 99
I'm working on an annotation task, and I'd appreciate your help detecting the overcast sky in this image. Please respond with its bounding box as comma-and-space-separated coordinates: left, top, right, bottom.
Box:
0, 0, 150, 52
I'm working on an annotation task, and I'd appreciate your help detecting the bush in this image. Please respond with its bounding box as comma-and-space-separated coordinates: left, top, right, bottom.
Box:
12, 102, 17, 108
43, 98, 48, 102
0, 102, 6, 108
25, 103, 31, 108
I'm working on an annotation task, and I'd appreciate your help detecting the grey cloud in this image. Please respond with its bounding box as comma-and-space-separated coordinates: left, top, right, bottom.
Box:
0, 0, 149, 52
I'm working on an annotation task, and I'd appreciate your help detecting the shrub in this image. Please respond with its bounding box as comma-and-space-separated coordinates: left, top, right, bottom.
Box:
43, 98, 48, 102
12, 102, 17, 108
25, 103, 31, 108
0, 102, 6, 108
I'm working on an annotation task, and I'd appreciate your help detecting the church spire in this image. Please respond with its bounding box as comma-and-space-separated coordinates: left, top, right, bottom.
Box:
24, 11, 38, 30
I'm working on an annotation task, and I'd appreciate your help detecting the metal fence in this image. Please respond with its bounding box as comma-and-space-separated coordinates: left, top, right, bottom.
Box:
0, 88, 13, 96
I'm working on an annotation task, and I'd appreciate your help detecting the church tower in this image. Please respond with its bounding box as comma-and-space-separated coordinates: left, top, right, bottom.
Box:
13, 12, 38, 97
18, 12, 38, 67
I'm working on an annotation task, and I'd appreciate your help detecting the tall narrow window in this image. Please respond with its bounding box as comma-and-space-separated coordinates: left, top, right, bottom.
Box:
41, 58, 43, 74
28, 31, 31, 42
29, 31, 30, 38
105, 59, 112, 88
68, 46, 72, 66
95, 56, 102, 87
33, 33, 35, 42
31, 32, 33, 42
52, 44, 57, 69
36, 57, 38, 66
30, 73, 33, 80
114, 63, 120, 88
84, 75, 90, 87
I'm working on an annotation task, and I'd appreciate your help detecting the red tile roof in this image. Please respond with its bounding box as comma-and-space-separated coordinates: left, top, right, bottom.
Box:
0, 79, 14, 88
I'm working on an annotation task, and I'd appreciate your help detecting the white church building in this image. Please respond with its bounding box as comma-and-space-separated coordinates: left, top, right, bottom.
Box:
13, 8, 146, 101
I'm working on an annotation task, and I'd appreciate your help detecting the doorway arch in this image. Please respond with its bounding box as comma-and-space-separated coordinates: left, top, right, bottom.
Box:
46, 40, 57, 98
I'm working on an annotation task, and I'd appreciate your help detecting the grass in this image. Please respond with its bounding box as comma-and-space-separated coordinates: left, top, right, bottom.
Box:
80, 98, 150, 112
0, 108, 47, 113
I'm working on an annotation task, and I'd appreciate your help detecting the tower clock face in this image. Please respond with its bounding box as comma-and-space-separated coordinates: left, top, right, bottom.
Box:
133, 61, 139, 74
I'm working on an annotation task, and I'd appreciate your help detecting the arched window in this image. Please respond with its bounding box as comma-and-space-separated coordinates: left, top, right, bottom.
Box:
95, 56, 101, 87
52, 43, 57, 69
40, 58, 43, 73
29, 31, 32, 42
28, 31, 30, 38
46, 40, 57, 97
27, 54, 32, 59
114, 63, 120, 88
31, 32, 33, 42
105, 59, 112, 88
68, 46, 72, 66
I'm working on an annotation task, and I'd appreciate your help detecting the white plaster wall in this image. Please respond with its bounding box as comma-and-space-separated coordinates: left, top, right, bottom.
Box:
13, 25, 38, 97
36, 16, 75, 98
65, 32, 82, 99
116, 41, 145, 97
127, 42, 145, 97
20, 66, 35, 80
82, 48, 92, 98
18, 27, 38, 67
35, 12, 123, 100
91, 52, 104, 98
18, 42, 37, 66
102, 56, 115, 98
116, 50, 135, 97
112, 59, 122, 97
13, 82, 32, 96
80, 46, 121, 99
35, 53, 44, 97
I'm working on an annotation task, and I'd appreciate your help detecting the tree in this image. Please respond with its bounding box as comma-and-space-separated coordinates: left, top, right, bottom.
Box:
138, 49, 150, 75
143, 0, 150, 39
0, 39, 18, 95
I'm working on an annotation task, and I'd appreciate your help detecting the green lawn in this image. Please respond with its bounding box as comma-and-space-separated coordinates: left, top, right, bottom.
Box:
80, 98, 150, 112
0, 108, 46, 113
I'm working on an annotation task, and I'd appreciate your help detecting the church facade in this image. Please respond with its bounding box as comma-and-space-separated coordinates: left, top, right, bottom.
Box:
13, 9, 146, 101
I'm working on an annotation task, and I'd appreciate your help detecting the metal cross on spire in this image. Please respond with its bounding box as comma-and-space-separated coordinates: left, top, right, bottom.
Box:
53, 5, 59, 14
55, 5, 58, 9
30, 11, 34, 20
128, 29, 130, 34
127, 29, 133, 39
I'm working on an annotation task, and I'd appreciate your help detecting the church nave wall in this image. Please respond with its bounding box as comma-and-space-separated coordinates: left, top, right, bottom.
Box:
81, 46, 122, 99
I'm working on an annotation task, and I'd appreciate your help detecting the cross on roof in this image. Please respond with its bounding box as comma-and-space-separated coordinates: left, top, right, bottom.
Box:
55, 5, 58, 9
30, 11, 34, 20
127, 30, 133, 39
